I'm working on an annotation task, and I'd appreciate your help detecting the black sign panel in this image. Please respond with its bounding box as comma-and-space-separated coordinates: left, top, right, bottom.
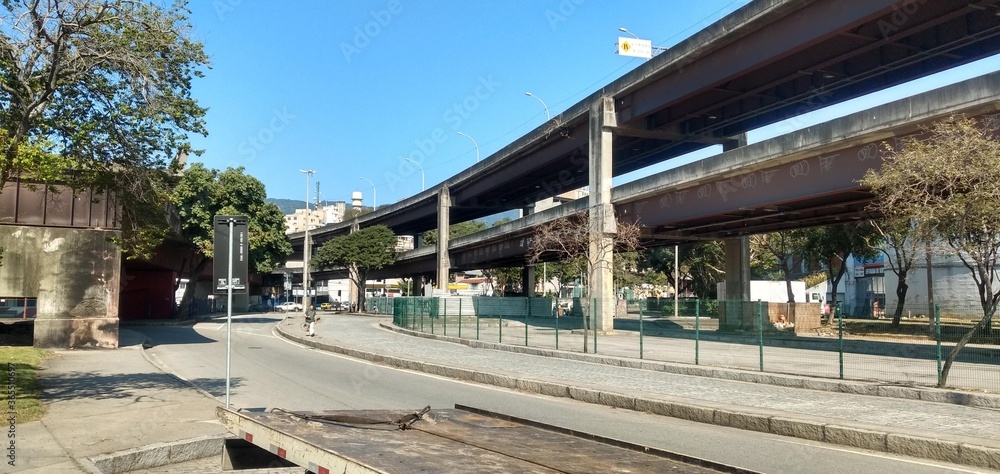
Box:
214, 215, 249, 294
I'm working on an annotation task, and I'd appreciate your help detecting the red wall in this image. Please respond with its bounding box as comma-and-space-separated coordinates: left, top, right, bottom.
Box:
120, 270, 176, 320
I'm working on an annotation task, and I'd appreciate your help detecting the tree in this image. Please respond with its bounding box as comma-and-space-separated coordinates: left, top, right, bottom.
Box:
171, 164, 291, 317
0, 1, 208, 254
422, 220, 488, 246
861, 116, 1000, 387
313, 225, 397, 311
483, 267, 523, 296
750, 230, 810, 303
527, 211, 642, 352
801, 223, 881, 324
870, 218, 921, 327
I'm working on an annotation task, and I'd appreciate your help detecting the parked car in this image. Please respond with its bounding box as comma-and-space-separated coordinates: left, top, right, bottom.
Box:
276, 301, 303, 312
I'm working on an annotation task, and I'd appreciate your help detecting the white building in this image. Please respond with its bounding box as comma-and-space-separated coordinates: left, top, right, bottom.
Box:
283, 201, 347, 234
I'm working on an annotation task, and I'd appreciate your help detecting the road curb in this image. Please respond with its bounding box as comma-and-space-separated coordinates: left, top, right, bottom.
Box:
81, 435, 227, 474
275, 320, 1000, 470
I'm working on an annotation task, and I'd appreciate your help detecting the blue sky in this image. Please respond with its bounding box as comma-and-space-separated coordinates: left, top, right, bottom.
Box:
185, 1, 1000, 206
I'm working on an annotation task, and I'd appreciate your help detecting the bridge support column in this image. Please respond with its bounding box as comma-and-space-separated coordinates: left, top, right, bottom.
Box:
721, 134, 752, 331
589, 97, 616, 332
522, 266, 536, 297
436, 186, 451, 295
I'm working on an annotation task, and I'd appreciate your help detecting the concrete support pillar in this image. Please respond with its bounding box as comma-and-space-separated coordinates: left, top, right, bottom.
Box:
348, 221, 360, 311
721, 133, 751, 330
436, 186, 451, 294
522, 266, 536, 297
588, 96, 617, 332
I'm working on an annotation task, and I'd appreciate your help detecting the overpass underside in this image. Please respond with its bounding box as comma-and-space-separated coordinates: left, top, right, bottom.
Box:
376, 71, 1000, 331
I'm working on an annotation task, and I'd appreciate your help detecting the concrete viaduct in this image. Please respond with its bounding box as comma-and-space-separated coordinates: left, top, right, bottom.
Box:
289, 0, 1000, 331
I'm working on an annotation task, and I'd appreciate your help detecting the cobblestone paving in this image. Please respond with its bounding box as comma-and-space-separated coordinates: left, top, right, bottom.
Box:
283, 315, 1000, 443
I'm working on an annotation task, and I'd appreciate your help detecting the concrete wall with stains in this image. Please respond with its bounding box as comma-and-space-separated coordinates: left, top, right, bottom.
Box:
0, 225, 120, 348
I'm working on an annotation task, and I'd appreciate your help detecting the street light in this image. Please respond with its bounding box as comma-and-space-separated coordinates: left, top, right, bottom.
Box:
299, 169, 316, 312
456, 132, 480, 163
618, 27, 640, 40
524, 92, 550, 120
403, 157, 425, 191
359, 176, 376, 209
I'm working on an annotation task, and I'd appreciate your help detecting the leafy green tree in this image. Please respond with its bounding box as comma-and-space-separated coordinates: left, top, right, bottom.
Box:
0, 1, 208, 255
801, 223, 881, 323
0, 0, 208, 257
861, 116, 1000, 387
171, 164, 291, 317
483, 267, 523, 296
638, 243, 724, 300
313, 225, 397, 310
750, 230, 810, 303
422, 220, 488, 246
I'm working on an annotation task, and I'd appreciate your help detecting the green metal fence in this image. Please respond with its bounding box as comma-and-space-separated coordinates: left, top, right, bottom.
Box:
375, 295, 1000, 392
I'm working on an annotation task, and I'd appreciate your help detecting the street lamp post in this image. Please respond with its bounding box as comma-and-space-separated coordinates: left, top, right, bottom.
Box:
359, 176, 376, 209
456, 132, 480, 163
524, 92, 550, 120
403, 157, 425, 191
299, 169, 316, 312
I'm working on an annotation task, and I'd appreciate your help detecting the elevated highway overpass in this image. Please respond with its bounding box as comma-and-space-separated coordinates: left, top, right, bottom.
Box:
286, 0, 1000, 328
349, 71, 1000, 277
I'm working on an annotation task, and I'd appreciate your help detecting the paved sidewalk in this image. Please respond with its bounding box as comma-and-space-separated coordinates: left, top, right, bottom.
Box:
276, 313, 1000, 471
15, 329, 229, 474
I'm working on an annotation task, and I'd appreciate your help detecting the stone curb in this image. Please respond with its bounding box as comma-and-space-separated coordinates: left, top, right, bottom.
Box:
76, 331, 230, 473
275, 320, 1000, 470
81, 435, 227, 474
379, 322, 1000, 409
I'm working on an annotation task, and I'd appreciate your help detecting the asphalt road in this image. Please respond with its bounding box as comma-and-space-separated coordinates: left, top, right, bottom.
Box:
136, 315, 991, 474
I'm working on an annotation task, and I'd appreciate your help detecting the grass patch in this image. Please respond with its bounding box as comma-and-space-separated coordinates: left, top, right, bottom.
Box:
2, 346, 51, 422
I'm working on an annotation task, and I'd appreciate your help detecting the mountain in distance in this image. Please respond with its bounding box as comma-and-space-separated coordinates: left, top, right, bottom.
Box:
266, 198, 306, 215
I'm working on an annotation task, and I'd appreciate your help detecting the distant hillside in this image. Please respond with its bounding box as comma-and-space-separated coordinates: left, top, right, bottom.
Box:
266, 198, 305, 214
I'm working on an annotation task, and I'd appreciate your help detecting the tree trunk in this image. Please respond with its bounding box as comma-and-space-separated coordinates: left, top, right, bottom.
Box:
826, 263, 847, 325
940, 311, 995, 387
891, 273, 909, 328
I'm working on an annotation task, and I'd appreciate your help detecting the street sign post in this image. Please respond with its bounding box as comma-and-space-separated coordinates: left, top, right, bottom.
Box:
213, 215, 249, 408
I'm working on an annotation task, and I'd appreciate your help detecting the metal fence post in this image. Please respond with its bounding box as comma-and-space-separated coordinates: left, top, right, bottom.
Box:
590, 298, 598, 354
443, 299, 447, 336
525, 298, 529, 347
458, 298, 463, 339
639, 303, 644, 360
555, 305, 560, 351
499, 311, 503, 344
936, 304, 943, 386
838, 302, 844, 380
695, 299, 701, 365
758, 299, 764, 372
476, 310, 480, 341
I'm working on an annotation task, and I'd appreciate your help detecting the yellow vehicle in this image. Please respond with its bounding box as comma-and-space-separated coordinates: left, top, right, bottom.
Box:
320, 302, 333, 310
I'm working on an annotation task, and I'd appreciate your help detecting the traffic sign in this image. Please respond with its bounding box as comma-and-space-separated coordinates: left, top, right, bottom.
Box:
214, 215, 249, 294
